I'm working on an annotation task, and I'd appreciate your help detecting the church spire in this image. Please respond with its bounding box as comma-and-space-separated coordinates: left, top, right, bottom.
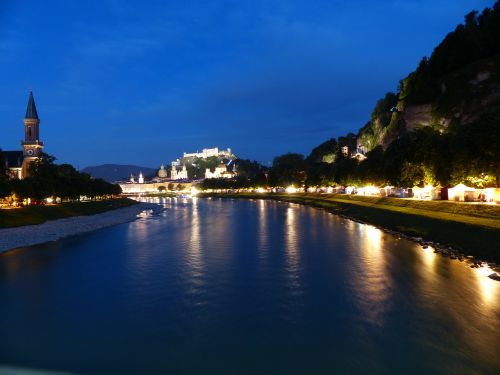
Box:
25, 90, 39, 120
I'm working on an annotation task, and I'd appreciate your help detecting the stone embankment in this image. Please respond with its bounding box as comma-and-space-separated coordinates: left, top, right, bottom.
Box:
0, 203, 157, 254
336, 213, 500, 282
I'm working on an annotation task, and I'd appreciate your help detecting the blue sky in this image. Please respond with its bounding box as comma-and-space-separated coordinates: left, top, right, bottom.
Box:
0, 0, 495, 168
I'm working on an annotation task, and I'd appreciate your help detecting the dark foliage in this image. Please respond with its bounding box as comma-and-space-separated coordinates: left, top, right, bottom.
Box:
402, 2, 500, 104
1, 153, 122, 203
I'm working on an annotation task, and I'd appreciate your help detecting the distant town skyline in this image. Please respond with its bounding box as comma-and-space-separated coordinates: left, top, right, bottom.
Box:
0, 0, 495, 168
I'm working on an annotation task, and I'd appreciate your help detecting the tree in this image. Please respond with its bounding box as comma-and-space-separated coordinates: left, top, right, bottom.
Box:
0, 151, 7, 179
306, 138, 338, 164
232, 159, 268, 179
449, 106, 500, 187
187, 156, 221, 179
0, 180, 10, 199
268, 153, 306, 187
357, 146, 387, 185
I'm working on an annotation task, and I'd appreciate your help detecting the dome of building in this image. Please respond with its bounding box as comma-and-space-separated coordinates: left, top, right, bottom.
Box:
158, 164, 168, 178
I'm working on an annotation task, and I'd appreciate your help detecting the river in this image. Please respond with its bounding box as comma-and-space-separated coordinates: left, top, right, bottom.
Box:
0, 197, 499, 374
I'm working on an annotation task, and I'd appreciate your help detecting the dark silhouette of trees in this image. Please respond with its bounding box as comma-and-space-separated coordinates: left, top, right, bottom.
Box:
0, 153, 122, 204
402, 2, 500, 105
268, 153, 306, 187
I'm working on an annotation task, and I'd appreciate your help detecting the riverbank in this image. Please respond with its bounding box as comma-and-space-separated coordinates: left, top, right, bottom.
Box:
0, 198, 138, 229
0, 202, 155, 254
199, 192, 500, 265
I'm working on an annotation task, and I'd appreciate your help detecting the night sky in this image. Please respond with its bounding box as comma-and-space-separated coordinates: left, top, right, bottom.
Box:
0, 0, 494, 168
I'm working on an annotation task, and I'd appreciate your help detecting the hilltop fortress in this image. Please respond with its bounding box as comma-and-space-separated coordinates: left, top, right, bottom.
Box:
172, 147, 235, 166
120, 146, 237, 194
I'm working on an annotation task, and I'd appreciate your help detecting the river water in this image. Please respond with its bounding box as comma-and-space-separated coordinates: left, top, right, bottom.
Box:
0, 198, 499, 374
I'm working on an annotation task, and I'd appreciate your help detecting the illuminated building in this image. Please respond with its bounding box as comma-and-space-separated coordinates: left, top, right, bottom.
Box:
171, 147, 236, 167
157, 164, 168, 178
341, 146, 349, 157
170, 164, 188, 180
2, 91, 44, 179
205, 161, 236, 179
182, 147, 233, 160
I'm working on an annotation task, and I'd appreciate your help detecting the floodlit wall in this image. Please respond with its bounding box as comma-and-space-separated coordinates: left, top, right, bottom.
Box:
120, 182, 192, 194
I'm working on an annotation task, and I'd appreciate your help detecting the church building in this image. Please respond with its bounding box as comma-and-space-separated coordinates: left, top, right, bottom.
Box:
205, 161, 236, 179
170, 164, 188, 180
2, 91, 44, 179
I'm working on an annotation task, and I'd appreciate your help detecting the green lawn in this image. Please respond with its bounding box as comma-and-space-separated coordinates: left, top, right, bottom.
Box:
0, 198, 138, 229
199, 193, 500, 263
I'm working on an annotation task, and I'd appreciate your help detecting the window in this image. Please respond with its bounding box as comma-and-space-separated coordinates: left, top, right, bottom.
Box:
28, 126, 32, 138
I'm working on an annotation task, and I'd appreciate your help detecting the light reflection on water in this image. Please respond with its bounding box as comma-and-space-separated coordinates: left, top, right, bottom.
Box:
0, 198, 499, 374
285, 206, 301, 292
350, 224, 392, 327
258, 199, 268, 254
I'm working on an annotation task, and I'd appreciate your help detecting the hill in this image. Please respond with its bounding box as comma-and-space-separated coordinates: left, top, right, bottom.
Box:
82, 164, 157, 182
357, 3, 500, 151
304, 1, 500, 188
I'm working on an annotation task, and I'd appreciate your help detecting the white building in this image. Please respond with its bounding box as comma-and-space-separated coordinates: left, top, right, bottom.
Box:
183, 147, 233, 159
171, 164, 188, 180
205, 162, 236, 179
341, 146, 349, 157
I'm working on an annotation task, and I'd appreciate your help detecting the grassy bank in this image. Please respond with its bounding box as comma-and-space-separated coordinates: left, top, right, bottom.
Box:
0, 198, 138, 229
199, 193, 500, 263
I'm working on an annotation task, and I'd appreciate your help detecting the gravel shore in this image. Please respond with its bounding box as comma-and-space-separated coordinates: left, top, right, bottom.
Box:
0, 203, 156, 254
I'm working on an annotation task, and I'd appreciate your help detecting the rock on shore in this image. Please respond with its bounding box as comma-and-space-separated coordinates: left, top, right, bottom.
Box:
0, 203, 157, 254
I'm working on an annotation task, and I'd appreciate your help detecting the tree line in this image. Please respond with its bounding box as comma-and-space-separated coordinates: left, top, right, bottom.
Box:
0, 153, 122, 204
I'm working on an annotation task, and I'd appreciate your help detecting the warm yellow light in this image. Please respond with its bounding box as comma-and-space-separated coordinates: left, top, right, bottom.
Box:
356, 185, 379, 196
286, 186, 298, 194
190, 187, 199, 196
484, 188, 495, 203
256, 188, 266, 193
345, 186, 355, 194
364, 185, 379, 195
474, 265, 499, 305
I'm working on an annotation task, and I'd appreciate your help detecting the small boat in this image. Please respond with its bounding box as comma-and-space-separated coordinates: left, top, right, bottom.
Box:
137, 209, 154, 218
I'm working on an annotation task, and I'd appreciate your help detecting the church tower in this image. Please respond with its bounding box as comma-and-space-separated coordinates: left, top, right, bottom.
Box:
21, 91, 44, 177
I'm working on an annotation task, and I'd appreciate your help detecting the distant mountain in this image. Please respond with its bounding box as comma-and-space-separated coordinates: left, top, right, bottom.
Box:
81, 164, 157, 182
